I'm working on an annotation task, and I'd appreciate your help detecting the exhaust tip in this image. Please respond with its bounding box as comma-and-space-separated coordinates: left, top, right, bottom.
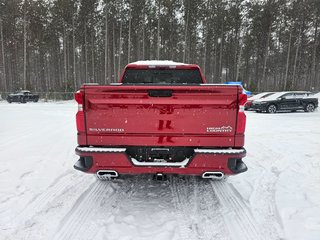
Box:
97, 170, 118, 180
202, 171, 224, 180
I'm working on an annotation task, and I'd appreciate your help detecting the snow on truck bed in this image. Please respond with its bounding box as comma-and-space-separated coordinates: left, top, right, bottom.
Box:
0, 102, 320, 240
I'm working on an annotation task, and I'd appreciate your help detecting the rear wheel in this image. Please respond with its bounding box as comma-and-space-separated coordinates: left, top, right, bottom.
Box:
7, 98, 12, 103
33, 98, 39, 102
20, 97, 26, 103
267, 104, 277, 113
305, 103, 315, 112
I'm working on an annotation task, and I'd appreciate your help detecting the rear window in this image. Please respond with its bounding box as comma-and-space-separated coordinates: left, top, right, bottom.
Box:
122, 69, 202, 84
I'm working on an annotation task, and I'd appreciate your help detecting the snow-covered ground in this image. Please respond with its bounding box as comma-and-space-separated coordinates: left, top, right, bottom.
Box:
0, 101, 319, 240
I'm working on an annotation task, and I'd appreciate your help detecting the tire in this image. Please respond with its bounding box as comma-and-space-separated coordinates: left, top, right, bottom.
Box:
33, 98, 39, 102
267, 104, 277, 113
304, 103, 315, 112
7, 98, 12, 103
20, 97, 26, 103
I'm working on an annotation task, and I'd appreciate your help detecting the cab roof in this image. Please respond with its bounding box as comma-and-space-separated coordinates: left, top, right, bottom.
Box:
126, 60, 199, 69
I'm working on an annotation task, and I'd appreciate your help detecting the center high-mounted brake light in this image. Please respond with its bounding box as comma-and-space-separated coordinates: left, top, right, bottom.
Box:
74, 91, 85, 132
236, 93, 247, 134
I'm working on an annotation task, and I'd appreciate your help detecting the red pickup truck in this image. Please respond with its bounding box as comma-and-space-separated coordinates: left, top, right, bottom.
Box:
74, 61, 247, 180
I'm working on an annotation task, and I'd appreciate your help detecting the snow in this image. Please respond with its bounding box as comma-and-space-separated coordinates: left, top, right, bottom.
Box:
248, 92, 274, 100
254, 91, 288, 101
129, 60, 188, 66
305, 92, 320, 99
0, 101, 320, 240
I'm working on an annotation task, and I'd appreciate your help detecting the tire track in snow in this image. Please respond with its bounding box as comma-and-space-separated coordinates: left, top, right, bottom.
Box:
5, 171, 79, 228
2, 172, 88, 240
248, 143, 284, 239
250, 169, 283, 240
171, 176, 230, 240
80, 177, 138, 240
53, 178, 136, 240
192, 178, 230, 240
52, 180, 111, 240
212, 181, 264, 240
170, 176, 199, 240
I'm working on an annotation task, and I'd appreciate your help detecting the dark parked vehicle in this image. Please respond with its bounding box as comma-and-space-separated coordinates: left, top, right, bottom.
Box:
251, 91, 318, 113
7, 90, 39, 103
245, 92, 275, 110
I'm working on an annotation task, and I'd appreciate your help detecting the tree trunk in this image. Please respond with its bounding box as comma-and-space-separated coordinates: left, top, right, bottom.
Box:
112, 22, 116, 82
23, 11, 27, 89
261, 24, 271, 91
72, 16, 77, 90
284, 31, 292, 90
63, 24, 67, 91
142, 4, 146, 60
219, 21, 224, 83
128, 3, 132, 63
118, 22, 122, 81
311, 18, 318, 90
91, 34, 95, 82
142, 22, 145, 60
104, 4, 108, 84
183, 0, 189, 63
157, 0, 161, 59
0, 18, 6, 92
84, 24, 88, 83
292, 24, 302, 90
236, 43, 243, 82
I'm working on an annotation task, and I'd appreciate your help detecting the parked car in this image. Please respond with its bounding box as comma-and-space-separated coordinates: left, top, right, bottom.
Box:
251, 91, 318, 113
7, 90, 39, 103
245, 92, 275, 110
74, 60, 248, 181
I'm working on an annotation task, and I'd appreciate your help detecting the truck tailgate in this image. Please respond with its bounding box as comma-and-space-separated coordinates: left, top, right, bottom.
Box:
83, 85, 240, 147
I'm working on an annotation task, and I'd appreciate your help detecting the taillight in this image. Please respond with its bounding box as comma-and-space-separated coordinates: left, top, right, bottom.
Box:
75, 91, 84, 111
236, 93, 247, 134
75, 91, 85, 132
239, 93, 247, 108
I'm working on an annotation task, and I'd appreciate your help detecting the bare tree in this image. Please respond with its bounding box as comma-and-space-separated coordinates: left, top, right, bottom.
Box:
118, 22, 122, 80
128, 1, 132, 63
0, 18, 6, 91
284, 31, 292, 90
72, 16, 77, 90
157, 0, 161, 59
183, 0, 189, 63
23, 4, 27, 89
84, 23, 88, 82
104, 2, 108, 84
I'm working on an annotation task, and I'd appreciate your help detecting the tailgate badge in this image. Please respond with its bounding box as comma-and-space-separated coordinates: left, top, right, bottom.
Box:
207, 126, 232, 133
89, 127, 124, 133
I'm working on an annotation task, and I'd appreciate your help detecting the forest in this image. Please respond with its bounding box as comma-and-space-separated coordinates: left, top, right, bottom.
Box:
0, 0, 319, 95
